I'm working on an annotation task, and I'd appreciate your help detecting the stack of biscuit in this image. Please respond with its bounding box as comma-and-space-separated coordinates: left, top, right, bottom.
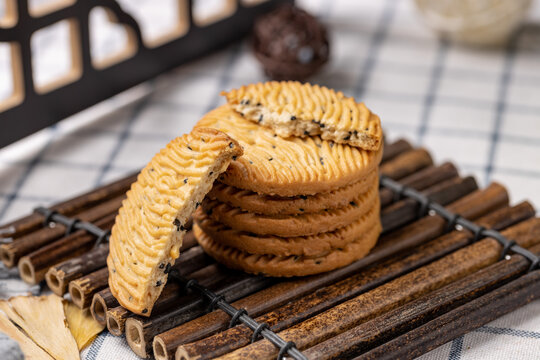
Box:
193, 81, 383, 277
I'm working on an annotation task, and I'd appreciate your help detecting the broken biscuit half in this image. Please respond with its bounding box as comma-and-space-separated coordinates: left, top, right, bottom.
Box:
107, 127, 242, 316
222, 81, 382, 151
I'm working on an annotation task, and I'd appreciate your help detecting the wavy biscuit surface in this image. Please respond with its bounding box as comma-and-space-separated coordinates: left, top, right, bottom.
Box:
222, 81, 382, 150
107, 128, 242, 316
196, 105, 382, 196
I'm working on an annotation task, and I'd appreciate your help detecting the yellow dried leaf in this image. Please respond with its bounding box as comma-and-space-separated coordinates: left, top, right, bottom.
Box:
0, 311, 54, 360
63, 301, 104, 350
0, 294, 80, 360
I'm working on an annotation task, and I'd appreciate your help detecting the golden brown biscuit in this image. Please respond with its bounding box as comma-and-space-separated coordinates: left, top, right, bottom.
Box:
193, 220, 381, 277
222, 81, 382, 150
107, 128, 243, 316
200, 180, 378, 237
208, 170, 377, 215
194, 199, 379, 257
196, 105, 382, 196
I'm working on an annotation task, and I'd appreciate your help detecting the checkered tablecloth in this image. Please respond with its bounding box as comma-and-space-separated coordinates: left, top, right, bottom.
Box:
1, 0, 539, 359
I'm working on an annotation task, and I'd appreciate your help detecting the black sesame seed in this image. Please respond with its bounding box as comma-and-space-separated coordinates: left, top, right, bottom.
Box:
142, 308, 148, 314
315, 260, 322, 265
350, 201, 357, 207
291, 116, 297, 121
209, 171, 214, 176
187, 145, 193, 151
330, 142, 334, 148
229, 142, 234, 148
156, 280, 162, 287
259, 114, 263, 123
249, 160, 254, 164
184, 178, 188, 184
272, 145, 276, 149
320, 123, 325, 128
268, 157, 273, 161
320, 157, 324, 165
304, 130, 309, 136
159, 263, 165, 269
164, 263, 171, 274
173, 219, 181, 231
232, 156, 237, 161
149, 168, 155, 172
293, 256, 299, 261
344, 135, 351, 141
180, 225, 186, 231
257, 102, 261, 106
299, 208, 304, 212
300, 195, 308, 200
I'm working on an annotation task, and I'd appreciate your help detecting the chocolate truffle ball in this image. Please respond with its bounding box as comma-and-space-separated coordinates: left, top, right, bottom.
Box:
253, 4, 330, 81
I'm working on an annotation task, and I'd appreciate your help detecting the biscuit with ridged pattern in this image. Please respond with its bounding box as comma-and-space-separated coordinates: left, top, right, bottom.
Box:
196, 105, 382, 196
222, 81, 382, 150
200, 179, 378, 237
107, 127, 243, 316
208, 170, 377, 215
194, 199, 379, 257
193, 218, 381, 277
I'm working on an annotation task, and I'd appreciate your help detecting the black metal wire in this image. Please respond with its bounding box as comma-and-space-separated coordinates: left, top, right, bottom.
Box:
380, 175, 540, 273
169, 271, 308, 360
34, 207, 110, 248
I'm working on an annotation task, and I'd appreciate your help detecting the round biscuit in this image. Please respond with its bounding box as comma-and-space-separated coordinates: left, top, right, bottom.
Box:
193, 221, 381, 277
200, 180, 379, 237
194, 198, 379, 257
208, 170, 378, 215
195, 104, 382, 196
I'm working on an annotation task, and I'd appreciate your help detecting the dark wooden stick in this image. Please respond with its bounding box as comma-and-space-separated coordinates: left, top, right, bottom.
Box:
46, 245, 110, 296
91, 288, 119, 326
0, 172, 136, 241
18, 213, 116, 285
126, 271, 273, 359
0, 194, 125, 267
69, 267, 109, 309
381, 176, 477, 233
114, 265, 236, 339
304, 241, 540, 360
214, 217, 540, 360
45, 224, 197, 296
379, 148, 433, 180
381, 139, 412, 163
380, 162, 459, 208
106, 246, 214, 335
356, 268, 540, 360
163, 202, 533, 360
153, 187, 513, 360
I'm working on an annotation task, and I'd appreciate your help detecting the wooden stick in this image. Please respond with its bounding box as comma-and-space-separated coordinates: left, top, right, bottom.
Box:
69, 267, 109, 309
0, 194, 125, 268
381, 139, 412, 163
379, 148, 433, 180
380, 162, 459, 208
356, 268, 540, 360
153, 187, 513, 360
216, 217, 540, 360
91, 288, 119, 327
381, 176, 477, 233
106, 246, 214, 335
304, 241, 540, 360
0, 172, 136, 241
48, 229, 198, 296
46, 245, 110, 296
126, 271, 273, 359
164, 202, 533, 360
18, 213, 116, 285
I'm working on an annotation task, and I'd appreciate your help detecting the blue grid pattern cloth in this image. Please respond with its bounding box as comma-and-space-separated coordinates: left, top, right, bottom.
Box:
0, 0, 539, 359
